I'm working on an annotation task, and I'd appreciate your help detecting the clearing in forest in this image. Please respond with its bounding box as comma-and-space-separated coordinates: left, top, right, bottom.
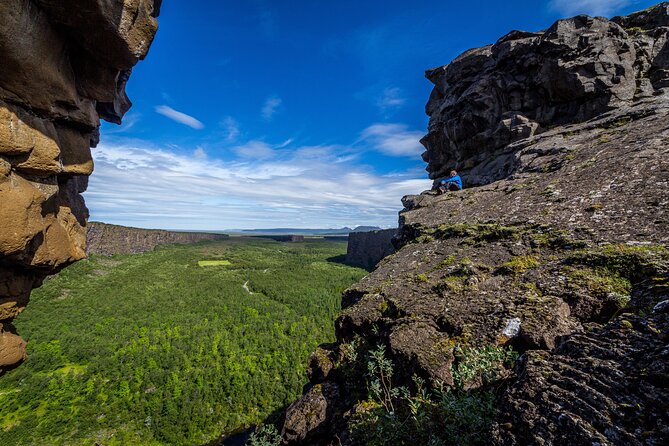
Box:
198, 259, 233, 267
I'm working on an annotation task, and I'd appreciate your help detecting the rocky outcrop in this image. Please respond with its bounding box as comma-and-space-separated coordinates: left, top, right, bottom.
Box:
279, 4, 669, 445
421, 3, 669, 186
0, 0, 160, 371
345, 229, 397, 270
86, 222, 229, 256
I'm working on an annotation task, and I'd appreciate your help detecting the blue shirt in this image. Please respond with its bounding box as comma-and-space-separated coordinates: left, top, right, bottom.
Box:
440, 175, 463, 190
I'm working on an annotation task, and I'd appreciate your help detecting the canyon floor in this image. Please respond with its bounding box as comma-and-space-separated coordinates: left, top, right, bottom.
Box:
0, 238, 365, 446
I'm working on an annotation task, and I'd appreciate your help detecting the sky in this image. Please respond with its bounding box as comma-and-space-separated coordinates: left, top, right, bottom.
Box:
91, 0, 659, 230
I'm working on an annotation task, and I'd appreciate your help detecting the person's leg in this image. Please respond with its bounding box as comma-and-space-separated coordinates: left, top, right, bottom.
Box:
448, 182, 460, 191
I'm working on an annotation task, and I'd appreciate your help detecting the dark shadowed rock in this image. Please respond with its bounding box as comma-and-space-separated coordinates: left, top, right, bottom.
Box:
282, 382, 341, 444
345, 228, 397, 270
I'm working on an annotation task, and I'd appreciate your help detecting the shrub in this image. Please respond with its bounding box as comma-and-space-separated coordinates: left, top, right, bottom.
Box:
246, 425, 281, 446
351, 344, 518, 446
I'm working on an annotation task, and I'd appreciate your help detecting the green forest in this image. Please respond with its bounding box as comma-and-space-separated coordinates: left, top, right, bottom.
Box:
0, 238, 366, 446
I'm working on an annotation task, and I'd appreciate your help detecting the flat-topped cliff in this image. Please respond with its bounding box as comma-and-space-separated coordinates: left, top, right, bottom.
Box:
87, 222, 229, 256
279, 4, 669, 445
345, 229, 397, 270
0, 0, 160, 371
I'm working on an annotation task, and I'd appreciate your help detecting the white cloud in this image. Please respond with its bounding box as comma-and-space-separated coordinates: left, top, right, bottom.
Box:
548, 0, 632, 17
261, 96, 283, 120
86, 141, 431, 230
232, 140, 276, 159
193, 147, 207, 159
360, 123, 425, 157
220, 116, 241, 142
155, 105, 205, 129
377, 87, 406, 111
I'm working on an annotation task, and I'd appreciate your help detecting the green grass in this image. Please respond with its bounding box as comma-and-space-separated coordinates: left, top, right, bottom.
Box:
197, 260, 232, 267
0, 238, 365, 446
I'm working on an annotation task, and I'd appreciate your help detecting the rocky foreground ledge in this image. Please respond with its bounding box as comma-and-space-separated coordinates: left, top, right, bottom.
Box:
279, 4, 669, 445
0, 1, 161, 371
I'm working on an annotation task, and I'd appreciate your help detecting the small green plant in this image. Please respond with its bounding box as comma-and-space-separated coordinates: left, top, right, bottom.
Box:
367, 345, 408, 413
452, 345, 518, 388
565, 267, 631, 298
416, 273, 430, 284
246, 425, 282, 446
351, 344, 518, 446
498, 256, 540, 275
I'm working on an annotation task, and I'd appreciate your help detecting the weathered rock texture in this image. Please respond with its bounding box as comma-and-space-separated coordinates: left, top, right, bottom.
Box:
280, 4, 669, 445
422, 2, 669, 186
345, 229, 397, 270
0, 0, 161, 371
86, 222, 230, 256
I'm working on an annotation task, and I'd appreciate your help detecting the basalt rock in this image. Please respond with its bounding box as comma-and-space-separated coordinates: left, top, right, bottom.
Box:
422, 3, 669, 186
86, 222, 229, 256
280, 5, 669, 445
0, 0, 160, 372
345, 228, 397, 270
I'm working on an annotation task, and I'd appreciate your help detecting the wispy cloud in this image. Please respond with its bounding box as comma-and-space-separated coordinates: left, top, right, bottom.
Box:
548, 0, 632, 17
232, 140, 275, 159
103, 112, 141, 134
261, 96, 283, 120
193, 147, 207, 159
220, 116, 241, 142
360, 124, 425, 157
86, 140, 431, 230
155, 105, 205, 129
377, 87, 406, 112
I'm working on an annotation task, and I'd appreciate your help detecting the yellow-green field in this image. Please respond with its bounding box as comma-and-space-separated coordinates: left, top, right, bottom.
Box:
198, 260, 233, 267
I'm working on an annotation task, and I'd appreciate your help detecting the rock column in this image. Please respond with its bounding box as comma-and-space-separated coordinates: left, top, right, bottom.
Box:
0, 0, 161, 372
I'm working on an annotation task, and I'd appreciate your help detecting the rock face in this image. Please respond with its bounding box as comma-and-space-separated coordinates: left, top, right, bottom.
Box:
0, 0, 160, 371
86, 222, 230, 256
422, 3, 669, 186
345, 229, 397, 270
280, 4, 669, 445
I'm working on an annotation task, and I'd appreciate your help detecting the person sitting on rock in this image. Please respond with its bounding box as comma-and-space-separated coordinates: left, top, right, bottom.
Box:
439, 170, 463, 193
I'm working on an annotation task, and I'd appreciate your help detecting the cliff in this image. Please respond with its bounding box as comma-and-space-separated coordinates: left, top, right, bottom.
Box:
279, 4, 669, 445
86, 222, 229, 256
0, 0, 160, 371
345, 229, 397, 270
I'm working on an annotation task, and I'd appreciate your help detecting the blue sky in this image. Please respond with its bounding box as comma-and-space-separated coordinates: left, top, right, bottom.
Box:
90, 0, 658, 230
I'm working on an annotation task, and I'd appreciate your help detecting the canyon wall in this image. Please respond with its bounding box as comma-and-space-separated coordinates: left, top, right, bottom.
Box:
280, 4, 669, 445
87, 222, 229, 256
0, 0, 161, 371
345, 229, 397, 270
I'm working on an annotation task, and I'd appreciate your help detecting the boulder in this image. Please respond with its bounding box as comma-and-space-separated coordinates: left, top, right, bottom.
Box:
282, 382, 341, 444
